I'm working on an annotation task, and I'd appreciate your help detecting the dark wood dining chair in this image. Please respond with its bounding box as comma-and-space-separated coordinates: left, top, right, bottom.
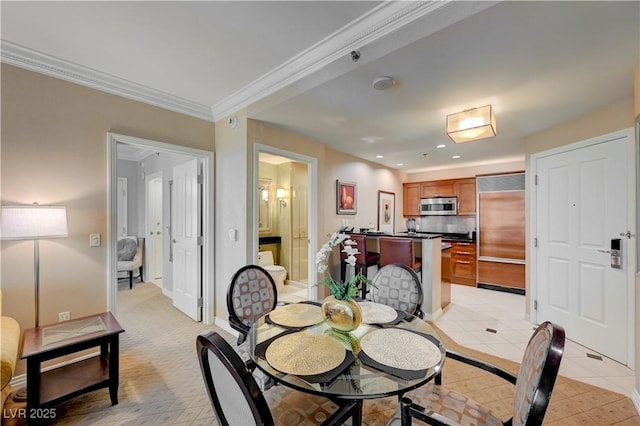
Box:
340, 235, 380, 298
395, 321, 565, 426
196, 330, 358, 426
379, 237, 421, 273
369, 263, 424, 318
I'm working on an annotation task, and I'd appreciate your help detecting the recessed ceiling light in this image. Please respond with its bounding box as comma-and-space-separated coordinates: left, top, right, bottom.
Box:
375, 155, 384, 159
362, 136, 383, 144
452, 155, 461, 159
437, 144, 446, 148
396, 163, 404, 166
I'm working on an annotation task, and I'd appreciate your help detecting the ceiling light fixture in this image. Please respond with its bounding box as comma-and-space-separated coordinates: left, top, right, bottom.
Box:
372, 76, 396, 90
452, 155, 461, 159
446, 105, 496, 143
436, 144, 446, 148
375, 155, 384, 159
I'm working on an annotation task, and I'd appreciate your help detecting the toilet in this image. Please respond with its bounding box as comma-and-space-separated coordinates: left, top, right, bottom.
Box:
258, 251, 287, 292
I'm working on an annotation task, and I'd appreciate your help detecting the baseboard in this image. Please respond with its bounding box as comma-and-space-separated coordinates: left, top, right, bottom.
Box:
214, 317, 239, 339
162, 288, 173, 298
632, 389, 640, 415
423, 307, 443, 322
10, 350, 100, 389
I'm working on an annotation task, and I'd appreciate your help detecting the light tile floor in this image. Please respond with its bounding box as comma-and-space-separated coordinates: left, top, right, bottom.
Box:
437, 284, 636, 397
282, 281, 636, 397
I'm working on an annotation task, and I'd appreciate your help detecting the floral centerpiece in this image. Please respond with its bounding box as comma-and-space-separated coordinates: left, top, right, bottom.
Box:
316, 232, 369, 332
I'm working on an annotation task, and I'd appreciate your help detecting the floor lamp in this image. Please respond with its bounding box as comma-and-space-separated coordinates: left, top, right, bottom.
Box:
1, 204, 68, 328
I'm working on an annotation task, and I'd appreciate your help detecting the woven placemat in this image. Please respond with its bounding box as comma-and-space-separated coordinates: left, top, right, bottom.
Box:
267, 303, 323, 328
360, 302, 399, 324
265, 332, 346, 376
360, 328, 441, 371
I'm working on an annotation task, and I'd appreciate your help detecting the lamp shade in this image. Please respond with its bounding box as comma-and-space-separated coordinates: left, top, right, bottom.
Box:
446, 105, 496, 143
1, 205, 68, 240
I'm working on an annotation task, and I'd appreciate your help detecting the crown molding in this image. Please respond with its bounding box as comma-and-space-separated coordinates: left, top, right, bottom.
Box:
1, 1, 459, 123
1, 40, 214, 122
210, 1, 450, 120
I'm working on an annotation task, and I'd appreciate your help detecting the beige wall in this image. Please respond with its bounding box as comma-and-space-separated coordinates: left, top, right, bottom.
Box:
1, 65, 214, 373
407, 159, 525, 182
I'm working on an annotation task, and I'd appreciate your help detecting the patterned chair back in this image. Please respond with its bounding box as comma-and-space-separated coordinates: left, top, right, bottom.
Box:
369, 263, 423, 318
512, 321, 565, 425
226, 265, 277, 343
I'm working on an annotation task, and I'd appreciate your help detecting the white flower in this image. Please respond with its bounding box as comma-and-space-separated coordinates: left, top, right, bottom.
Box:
315, 232, 359, 274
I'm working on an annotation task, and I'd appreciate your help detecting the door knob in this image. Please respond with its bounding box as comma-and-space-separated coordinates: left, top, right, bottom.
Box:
172, 239, 177, 243
597, 249, 611, 254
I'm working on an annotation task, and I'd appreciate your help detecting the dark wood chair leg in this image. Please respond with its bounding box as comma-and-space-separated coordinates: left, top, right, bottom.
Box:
139, 266, 144, 282
340, 260, 347, 282
129, 271, 133, 289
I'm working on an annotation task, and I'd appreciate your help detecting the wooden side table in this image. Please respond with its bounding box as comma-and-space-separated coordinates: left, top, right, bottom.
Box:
20, 312, 125, 424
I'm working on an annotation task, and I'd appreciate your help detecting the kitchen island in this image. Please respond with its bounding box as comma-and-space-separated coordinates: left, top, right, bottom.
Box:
346, 231, 444, 321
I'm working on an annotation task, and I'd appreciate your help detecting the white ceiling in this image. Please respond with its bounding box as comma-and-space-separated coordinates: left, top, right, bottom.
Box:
2, 1, 638, 172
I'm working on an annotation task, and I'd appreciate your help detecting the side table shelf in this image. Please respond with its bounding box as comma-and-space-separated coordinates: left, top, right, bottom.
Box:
39, 355, 110, 406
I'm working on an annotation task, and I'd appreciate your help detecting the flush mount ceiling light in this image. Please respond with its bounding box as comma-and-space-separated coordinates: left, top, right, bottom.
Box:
372, 76, 395, 90
446, 105, 496, 143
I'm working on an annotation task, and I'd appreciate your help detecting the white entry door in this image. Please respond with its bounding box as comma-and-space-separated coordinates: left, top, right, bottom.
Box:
147, 175, 163, 282
172, 158, 202, 321
534, 130, 633, 364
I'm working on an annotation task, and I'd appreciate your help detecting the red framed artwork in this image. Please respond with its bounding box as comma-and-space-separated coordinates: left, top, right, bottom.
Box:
336, 180, 357, 215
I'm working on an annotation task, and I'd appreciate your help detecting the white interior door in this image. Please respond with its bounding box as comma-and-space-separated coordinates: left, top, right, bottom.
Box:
147, 175, 163, 282
172, 158, 202, 321
534, 132, 633, 364
116, 177, 127, 238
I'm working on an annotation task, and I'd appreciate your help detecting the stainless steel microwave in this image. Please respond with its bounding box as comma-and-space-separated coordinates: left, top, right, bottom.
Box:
420, 197, 457, 215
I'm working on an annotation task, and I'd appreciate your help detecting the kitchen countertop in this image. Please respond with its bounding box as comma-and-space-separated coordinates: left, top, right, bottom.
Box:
347, 231, 475, 243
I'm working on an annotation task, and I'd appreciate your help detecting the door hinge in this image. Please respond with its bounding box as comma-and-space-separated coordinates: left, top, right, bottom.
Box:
197, 174, 203, 185
197, 298, 203, 308
534, 175, 538, 185
534, 237, 538, 247
534, 300, 538, 310
197, 236, 204, 246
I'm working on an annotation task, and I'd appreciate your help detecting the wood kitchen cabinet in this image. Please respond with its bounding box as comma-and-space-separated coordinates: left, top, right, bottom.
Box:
420, 180, 455, 198
450, 241, 477, 286
454, 178, 476, 215
403, 183, 421, 216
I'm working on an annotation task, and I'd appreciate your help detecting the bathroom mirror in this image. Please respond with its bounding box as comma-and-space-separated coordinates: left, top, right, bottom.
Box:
258, 178, 272, 234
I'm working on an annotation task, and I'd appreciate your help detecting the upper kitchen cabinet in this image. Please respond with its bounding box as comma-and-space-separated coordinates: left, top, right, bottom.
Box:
402, 178, 476, 216
420, 180, 454, 198
403, 182, 421, 216
454, 178, 476, 215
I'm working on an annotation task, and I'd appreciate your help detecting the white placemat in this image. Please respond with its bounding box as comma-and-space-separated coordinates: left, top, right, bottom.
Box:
265, 331, 346, 376
360, 328, 441, 371
268, 303, 323, 328
359, 301, 398, 324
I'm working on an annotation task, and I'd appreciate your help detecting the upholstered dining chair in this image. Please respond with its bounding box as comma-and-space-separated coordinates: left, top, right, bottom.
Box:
395, 321, 565, 426
226, 264, 278, 345
197, 330, 358, 426
370, 263, 424, 318
340, 235, 380, 298
379, 237, 421, 273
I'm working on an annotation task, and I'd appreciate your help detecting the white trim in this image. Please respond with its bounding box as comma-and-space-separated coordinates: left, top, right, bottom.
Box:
1, 40, 213, 122
108, 133, 215, 325
253, 143, 318, 301
214, 317, 239, 340
529, 127, 636, 368
0, 2, 486, 122
633, 389, 640, 415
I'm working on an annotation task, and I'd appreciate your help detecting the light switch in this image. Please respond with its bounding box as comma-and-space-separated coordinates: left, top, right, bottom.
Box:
228, 229, 237, 242
90, 234, 101, 247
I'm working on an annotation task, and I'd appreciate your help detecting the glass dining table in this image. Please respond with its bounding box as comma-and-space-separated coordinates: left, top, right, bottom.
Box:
248, 300, 446, 425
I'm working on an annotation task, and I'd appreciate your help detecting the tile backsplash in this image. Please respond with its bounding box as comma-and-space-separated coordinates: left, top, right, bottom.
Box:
418, 215, 476, 234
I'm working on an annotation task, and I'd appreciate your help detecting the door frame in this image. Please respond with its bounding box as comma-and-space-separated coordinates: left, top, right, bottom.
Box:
253, 143, 317, 299
145, 171, 163, 285
529, 127, 636, 366
107, 133, 215, 324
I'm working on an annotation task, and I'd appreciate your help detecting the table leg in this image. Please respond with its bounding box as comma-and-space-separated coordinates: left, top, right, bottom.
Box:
354, 400, 363, 425
26, 358, 41, 425
108, 336, 120, 405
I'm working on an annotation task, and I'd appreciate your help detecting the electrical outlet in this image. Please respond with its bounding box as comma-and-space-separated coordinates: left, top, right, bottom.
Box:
58, 311, 70, 322
90, 233, 101, 247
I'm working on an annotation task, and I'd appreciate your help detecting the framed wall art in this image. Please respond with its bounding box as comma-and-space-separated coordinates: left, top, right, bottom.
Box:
377, 190, 395, 234
336, 180, 357, 214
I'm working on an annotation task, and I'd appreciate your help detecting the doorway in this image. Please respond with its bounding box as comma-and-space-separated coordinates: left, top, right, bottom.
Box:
531, 127, 636, 365
254, 144, 317, 301
146, 172, 163, 286
107, 133, 215, 324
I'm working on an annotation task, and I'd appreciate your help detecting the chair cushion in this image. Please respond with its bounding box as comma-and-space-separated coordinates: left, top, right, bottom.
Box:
117, 238, 138, 261
1, 316, 20, 390
231, 268, 276, 326
389, 383, 503, 426
371, 265, 422, 315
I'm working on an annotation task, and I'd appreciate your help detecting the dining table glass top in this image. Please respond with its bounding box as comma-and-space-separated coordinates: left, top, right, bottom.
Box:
248, 300, 446, 400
